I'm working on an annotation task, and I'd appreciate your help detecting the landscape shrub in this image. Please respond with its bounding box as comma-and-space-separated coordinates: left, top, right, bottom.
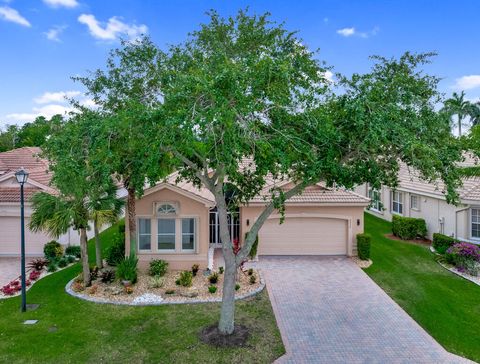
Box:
47, 262, 58, 272
66, 255, 76, 264
247, 268, 254, 276
106, 234, 125, 266
235, 283, 240, 291
43, 241, 63, 259
165, 289, 175, 295
116, 254, 138, 283
432, 233, 459, 254
191, 264, 199, 276
178, 271, 193, 287
208, 272, 219, 284
118, 221, 126, 234
57, 257, 68, 268
89, 265, 99, 280
148, 276, 165, 288
218, 266, 224, 274
391, 215, 427, 240
100, 269, 116, 283
29, 270, 41, 281
149, 259, 168, 277
65, 245, 81, 258
208, 285, 217, 294
356, 233, 371, 260
27, 258, 48, 272
446, 242, 480, 276
249, 275, 256, 284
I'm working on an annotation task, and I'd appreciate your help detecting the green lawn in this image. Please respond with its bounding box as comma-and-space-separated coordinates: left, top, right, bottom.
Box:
0, 223, 284, 364
364, 213, 480, 363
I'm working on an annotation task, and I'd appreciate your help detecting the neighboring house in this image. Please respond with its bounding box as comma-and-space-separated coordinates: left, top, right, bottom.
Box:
126, 172, 370, 270
354, 159, 480, 242
0, 147, 80, 257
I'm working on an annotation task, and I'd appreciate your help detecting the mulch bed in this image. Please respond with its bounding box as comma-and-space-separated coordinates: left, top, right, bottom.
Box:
385, 234, 432, 246
199, 323, 250, 347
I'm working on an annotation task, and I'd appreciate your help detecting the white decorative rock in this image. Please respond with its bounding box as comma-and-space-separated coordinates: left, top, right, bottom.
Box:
132, 293, 164, 305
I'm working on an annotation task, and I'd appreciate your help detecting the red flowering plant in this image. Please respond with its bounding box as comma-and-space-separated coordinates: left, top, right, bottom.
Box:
29, 270, 41, 281
1, 280, 21, 296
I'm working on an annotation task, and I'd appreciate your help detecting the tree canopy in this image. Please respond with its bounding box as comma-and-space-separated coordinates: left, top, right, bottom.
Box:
151, 10, 463, 334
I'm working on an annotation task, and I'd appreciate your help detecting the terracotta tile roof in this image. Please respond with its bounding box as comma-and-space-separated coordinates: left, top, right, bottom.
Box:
0, 187, 41, 203
249, 183, 370, 204
397, 154, 480, 202
165, 172, 215, 203
0, 147, 51, 187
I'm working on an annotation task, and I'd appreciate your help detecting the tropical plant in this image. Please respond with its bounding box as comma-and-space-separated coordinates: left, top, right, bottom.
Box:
27, 258, 49, 272
178, 271, 193, 287
191, 264, 199, 276
100, 269, 116, 283
73, 37, 171, 256
116, 254, 138, 283
148, 275, 165, 288
152, 10, 463, 335
208, 272, 219, 284
106, 234, 125, 266
208, 285, 217, 294
443, 91, 473, 136
149, 259, 168, 277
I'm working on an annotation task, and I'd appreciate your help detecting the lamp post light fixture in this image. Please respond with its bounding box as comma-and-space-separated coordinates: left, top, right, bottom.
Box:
15, 167, 29, 313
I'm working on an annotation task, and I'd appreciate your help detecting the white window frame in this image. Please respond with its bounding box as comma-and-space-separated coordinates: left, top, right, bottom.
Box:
367, 185, 382, 212
157, 218, 176, 251
391, 191, 404, 215
471, 207, 480, 240
137, 217, 152, 252
181, 218, 196, 252
410, 194, 420, 211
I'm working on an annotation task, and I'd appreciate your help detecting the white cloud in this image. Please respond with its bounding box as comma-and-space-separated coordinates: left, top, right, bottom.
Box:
337, 27, 355, 37
6, 104, 74, 123
3, 91, 97, 124
453, 75, 480, 91
324, 70, 334, 83
44, 25, 67, 42
78, 14, 148, 41
43, 0, 78, 8
34, 90, 81, 104
336, 26, 379, 38
0, 6, 31, 27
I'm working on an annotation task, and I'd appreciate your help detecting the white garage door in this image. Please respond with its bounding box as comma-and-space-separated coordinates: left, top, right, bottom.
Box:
0, 217, 49, 256
258, 217, 348, 255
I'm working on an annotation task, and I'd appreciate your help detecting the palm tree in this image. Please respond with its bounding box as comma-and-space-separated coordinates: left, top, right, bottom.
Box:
88, 181, 124, 268
30, 192, 92, 285
444, 91, 472, 136
469, 102, 480, 127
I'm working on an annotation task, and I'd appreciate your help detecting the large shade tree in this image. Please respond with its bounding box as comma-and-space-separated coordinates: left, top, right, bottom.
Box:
153, 10, 463, 336
73, 37, 168, 256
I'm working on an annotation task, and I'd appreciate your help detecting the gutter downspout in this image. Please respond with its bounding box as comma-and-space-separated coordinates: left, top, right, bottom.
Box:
455, 206, 470, 239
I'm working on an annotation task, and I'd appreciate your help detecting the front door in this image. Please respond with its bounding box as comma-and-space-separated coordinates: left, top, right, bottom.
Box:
209, 208, 240, 247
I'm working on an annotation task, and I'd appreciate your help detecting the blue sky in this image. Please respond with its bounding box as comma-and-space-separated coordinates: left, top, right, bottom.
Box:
1, 0, 479, 127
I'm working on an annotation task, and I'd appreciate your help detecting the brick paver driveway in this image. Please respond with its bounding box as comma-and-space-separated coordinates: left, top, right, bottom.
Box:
257, 256, 471, 364
0, 257, 35, 287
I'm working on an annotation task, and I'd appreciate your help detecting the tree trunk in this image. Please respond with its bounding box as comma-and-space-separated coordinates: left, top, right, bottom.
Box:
94, 218, 103, 268
127, 187, 136, 256
80, 228, 90, 286
216, 196, 237, 335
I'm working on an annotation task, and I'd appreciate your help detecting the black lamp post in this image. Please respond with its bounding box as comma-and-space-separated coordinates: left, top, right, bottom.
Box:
15, 167, 29, 313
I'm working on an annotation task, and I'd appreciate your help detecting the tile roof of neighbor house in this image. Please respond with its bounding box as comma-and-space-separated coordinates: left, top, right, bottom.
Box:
161, 165, 370, 205
397, 154, 480, 202
0, 147, 52, 203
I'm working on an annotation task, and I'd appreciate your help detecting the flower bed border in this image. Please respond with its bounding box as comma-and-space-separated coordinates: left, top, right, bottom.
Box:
431, 246, 480, 287
0, 261, 76, 300
65, 271, 266, 306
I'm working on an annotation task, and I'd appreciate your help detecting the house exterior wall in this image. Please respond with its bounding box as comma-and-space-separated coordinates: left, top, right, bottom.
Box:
355, 183, 474, 241
129, 187, 210, 271
0, 203, 80, 256
240, 205, 365, 256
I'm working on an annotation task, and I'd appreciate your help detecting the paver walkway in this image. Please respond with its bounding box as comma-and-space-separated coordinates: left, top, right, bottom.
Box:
256, 256, 472, 364
0, 257, 35, 287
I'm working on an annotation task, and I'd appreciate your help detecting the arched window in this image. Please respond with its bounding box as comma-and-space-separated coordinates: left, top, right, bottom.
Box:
157, 203, 177, 215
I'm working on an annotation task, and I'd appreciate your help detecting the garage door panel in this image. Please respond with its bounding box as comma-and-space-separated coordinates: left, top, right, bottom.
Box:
0, 217, 49, 255
258, 217, 347, 255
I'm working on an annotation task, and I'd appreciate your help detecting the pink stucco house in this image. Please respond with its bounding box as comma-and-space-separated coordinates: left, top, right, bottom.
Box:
126, 172, 370, 270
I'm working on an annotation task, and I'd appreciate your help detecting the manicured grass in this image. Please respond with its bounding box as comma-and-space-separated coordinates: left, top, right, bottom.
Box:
364, 213, 480, 362
0, 223, 284, 363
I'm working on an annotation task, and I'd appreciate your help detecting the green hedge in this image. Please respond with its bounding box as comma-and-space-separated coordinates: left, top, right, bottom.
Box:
391, 215, 427, 240
357, 233, 371, 260
432, 233, 459, 254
